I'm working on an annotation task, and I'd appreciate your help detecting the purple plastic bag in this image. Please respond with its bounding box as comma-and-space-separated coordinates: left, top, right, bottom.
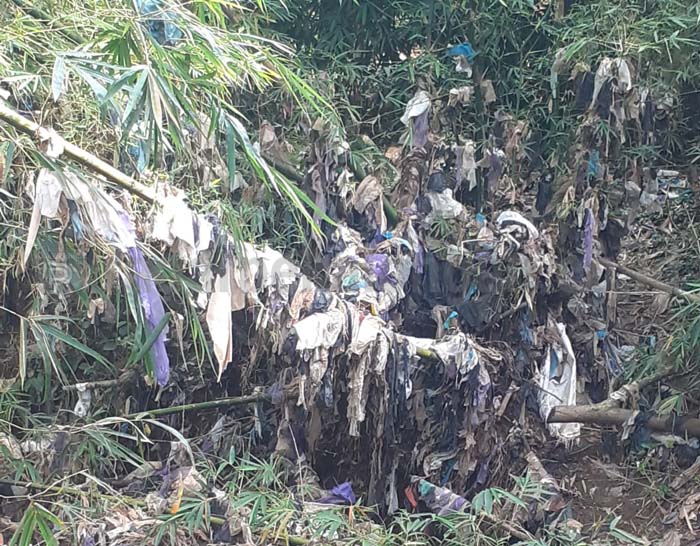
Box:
317, 481, 356, 505
121, 214, 170, 387
367, 254, 391, 285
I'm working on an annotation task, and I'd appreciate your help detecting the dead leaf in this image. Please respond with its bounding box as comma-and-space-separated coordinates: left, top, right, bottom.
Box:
480, 79, 497, 104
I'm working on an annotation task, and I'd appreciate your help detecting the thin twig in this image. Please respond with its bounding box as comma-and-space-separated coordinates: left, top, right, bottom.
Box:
63, 369, 138, 391
124, 392, 270, 418
480, 511, 535, 542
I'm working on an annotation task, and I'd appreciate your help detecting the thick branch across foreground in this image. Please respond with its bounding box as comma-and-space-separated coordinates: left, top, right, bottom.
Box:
548, 405, 700, 437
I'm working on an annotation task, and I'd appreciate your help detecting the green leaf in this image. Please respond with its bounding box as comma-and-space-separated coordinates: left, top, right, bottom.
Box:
495, 489, 527, 508
103, 65, 144, 103
0, 140, 16, 185
122, 68, 149, 133
10, 503, 36, 546
225, 117, 236, 192
609, 515, 647, 544
127, 312, 171, 366
472, 489, 495, 514
35, 515, 59, 546
37, 323, 112, 370
18, 317, 27, 388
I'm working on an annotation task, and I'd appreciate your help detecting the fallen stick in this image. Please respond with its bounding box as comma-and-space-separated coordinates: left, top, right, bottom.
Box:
525, 451, 567, 513
525, 451, 558, 491
485, 302, 528, 331
548, 405, 700, 437
124, 392, 270, 418
62, 369, 138, 391
594, 370, 676, 410
671, 456, 700, 490
599, 257, 700, 303
62, 377, 122, 391
480, 511, 534, 542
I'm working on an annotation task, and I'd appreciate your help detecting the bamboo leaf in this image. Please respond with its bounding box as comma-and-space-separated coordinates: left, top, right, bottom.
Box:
103, 65, 144, 103
51, 56, 67, 102
0, 140, 16, 184
141, 418, 195, 464
127, 311, 171, 366
37, 323, 112, 370
35, 514, 59, 546
148, 73, 164, 134
10, 503, 36, 546
122, 68, 149, 131
225, 116, 236, 191
18, 317, 27, 388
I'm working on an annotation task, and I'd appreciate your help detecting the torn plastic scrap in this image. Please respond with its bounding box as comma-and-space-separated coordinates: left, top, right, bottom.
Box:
23, 169, 63, 267
480, 79, 497, 104
294, 306, 346, 401
495, 210, 540, 240
590, 57, 633, 111
448, 85, 473, 107
447, 42, 477, 75
34, 168, 63, 217
348, 315, 389, 436
73, 383, 92, 417
352, 175, 387, 233
408, 478, 468, 515
537, 321, 580, 443
62, 174, 136, 250
454, 140, 477, 191
424, 188, 466, 224
400, 90, 431, 125
316, 482, 356, 505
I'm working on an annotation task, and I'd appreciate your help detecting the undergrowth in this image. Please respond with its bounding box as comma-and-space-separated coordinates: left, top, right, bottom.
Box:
0, 410, 644, 546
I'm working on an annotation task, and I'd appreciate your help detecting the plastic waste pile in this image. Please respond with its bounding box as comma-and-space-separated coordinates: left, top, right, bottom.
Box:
10, 45, 699, 530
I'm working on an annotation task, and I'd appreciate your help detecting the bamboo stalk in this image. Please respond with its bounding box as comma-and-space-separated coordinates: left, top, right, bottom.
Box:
62, 378, 122, 391
9, 0, 84, 44
0, 478, 141, 507
0, 100, 156, 203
